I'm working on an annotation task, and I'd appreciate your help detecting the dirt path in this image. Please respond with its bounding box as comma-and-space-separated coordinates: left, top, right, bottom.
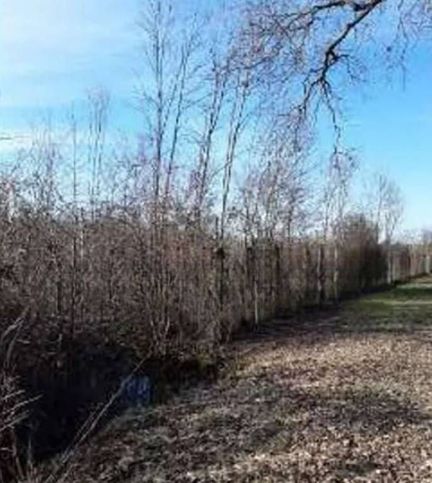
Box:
61, 277, 432, 482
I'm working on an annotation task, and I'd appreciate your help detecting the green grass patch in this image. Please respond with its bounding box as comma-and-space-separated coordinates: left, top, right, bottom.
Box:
341, 276, 432, 332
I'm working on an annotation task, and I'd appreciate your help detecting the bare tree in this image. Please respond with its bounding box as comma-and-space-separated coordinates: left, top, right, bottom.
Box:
87, 89, 110, 221
319, 149, 358, 302
233, 0, 431, 137
366, 172, 404, 282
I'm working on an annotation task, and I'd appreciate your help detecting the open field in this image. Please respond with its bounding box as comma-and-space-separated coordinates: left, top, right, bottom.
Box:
56, 277, 432, 482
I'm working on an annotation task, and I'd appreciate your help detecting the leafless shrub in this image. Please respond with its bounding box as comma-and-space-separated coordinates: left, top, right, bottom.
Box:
0, 317, 31, 483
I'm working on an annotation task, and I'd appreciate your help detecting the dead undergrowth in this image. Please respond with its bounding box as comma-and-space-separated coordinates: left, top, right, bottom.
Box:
46, 276, 432, 482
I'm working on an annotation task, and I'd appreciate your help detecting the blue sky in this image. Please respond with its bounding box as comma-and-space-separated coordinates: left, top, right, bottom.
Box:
1, 0, 431, 232
342, 44, 432, 233
0, 0, 142, 130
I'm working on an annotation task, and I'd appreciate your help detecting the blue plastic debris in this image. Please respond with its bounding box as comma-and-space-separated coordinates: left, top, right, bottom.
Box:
121, 375, 152, 407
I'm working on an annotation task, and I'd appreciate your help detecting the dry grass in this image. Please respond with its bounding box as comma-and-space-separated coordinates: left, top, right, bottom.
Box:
53, 276, 432, 482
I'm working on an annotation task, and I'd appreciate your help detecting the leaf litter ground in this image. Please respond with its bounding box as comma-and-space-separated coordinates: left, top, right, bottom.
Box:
57, 277, 432, 482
